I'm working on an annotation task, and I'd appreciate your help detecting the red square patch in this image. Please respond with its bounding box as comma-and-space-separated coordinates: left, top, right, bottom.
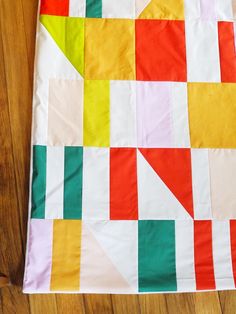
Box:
135, 20, 187, 81
40, 0, 69, 16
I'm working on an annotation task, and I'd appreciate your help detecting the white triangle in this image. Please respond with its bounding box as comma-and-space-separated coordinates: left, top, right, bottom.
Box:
137, 150, 191, 219
86, 221, 138, 291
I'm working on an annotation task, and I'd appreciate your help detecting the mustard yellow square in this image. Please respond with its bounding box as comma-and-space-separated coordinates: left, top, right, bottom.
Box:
188, 83, 236, 148
84, 18, 135, 80
138, 0, 184, 20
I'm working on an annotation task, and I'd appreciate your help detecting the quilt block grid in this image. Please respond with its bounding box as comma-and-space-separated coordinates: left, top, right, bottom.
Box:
24, 0, 236, 293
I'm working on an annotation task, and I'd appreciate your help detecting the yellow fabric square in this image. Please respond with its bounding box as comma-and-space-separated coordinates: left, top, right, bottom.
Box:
84, 18, 135, 80
138, 0, 184, 20
188, 83, 236, 148
50, 220, 82, 291
83, 80, 110, 147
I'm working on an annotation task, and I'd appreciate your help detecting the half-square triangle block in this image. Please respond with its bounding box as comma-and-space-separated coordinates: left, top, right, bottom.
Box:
138, 0, 184, 20
137, 150, 192, 219
40, 15, 84, 76
139, 148, 194, 218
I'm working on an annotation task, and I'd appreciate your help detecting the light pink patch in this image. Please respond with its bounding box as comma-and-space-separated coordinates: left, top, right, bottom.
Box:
200, 0, 216, 20
23, 219, 53, 293
233, 0, 236, 19
136, 82, 173, 148
47, 79, 83, 146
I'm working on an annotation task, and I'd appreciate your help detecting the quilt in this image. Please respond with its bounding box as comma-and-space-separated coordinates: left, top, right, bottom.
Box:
23, 0, 236, 293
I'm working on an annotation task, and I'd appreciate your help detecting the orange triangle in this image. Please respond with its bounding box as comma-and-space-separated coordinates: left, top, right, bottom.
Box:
139, 148, 194, 218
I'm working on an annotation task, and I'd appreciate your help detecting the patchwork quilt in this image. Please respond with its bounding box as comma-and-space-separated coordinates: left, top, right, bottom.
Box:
23, 0, 236, 293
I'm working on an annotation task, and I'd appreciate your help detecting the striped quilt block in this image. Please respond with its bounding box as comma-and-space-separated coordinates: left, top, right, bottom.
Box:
24, 0, 236, 293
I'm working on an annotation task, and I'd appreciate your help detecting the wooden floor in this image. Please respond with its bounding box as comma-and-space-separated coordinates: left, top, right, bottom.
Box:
1, 1, 236, 313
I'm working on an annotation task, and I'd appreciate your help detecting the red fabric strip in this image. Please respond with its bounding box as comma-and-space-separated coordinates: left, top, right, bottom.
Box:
194, 220, 216, 290
110, 148, 138, 220
230, 220, 236, 287
40, 0, 69, 16
218, 21, 236, 82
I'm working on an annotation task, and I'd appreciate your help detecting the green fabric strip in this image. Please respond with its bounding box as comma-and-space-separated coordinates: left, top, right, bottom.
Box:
86, 0, 102, 18
31, 145, 47, 218
64, 147, 83, 219
138, 220, 177, 292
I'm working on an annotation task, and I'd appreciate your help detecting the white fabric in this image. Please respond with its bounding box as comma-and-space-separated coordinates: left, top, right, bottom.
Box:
69, 0, 86, 16
102, 0, 135, 18
175, 220, 196, 291
171, 83, 190, 148
191, 149, 212, 219
184, 0, 200, 19
82, 148, 109, 220
110, 81, 137, 147
185, 20, 221, 82
215, 0, 233, 20
185, 0, 234, 20
45, 146, 64, 219
212, 221, 235, 289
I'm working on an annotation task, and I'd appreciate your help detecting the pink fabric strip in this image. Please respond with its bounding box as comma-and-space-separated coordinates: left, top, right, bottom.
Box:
232, 0, 236, 19
136, 82, 173, 148
23, 219, 53, 292
200, 0, 216, 20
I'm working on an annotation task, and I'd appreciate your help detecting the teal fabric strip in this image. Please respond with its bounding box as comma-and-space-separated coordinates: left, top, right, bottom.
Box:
64, 147, 83, 219
31, 145, 47, 218
86, 0, 102, 18
138, 220, 177, 292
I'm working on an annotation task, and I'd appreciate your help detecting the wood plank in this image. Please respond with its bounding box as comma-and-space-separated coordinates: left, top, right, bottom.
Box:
0, 0, 35, 253
20, 0, 39, 80
0, 276, 10, 289
0, 6, 30, 313
111, 295, 140, 314
56, 294, 86, 314
0, 292, 3, 313
138, 294, 168, 314
219, 291, 236, 314
165, 293, 195, 314
83, 294, 114, 314
1, 287, 30, 314
194, 292, 222, 314
29, 295, 57, 314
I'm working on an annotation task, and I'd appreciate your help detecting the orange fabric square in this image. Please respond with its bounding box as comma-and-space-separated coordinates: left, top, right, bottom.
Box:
85, 18, 135, 80
135, 20, 187, 81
